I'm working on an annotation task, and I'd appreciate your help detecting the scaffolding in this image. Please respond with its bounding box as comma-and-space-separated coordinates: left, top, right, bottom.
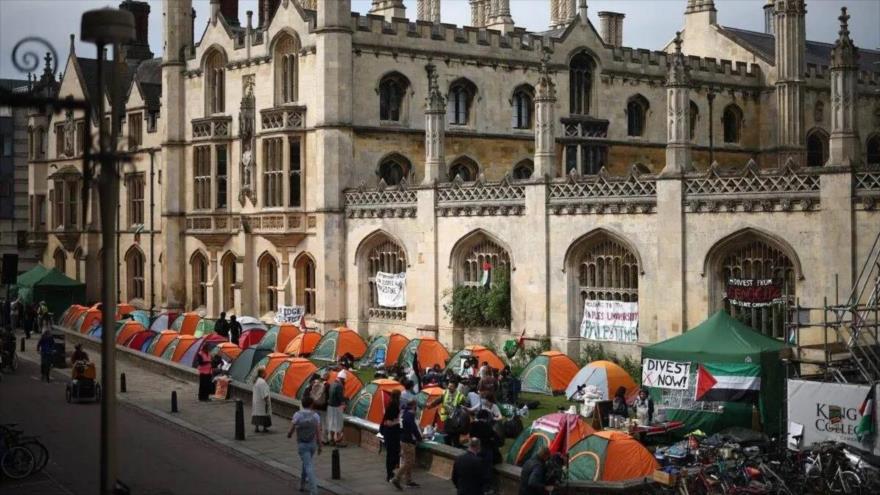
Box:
787, 229, 880, 384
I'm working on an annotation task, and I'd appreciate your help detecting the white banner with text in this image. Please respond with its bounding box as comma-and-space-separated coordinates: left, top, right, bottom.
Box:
375, 271, 407, 308
579, 300, 639, 343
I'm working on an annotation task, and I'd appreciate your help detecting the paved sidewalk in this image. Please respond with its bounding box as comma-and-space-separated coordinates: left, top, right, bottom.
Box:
17, 337, 450, 495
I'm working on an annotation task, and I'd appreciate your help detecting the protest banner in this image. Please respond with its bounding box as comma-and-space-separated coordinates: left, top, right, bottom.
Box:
375, 271, 406, 308
276, 305, 305, 324
642, 358, 691, 390
726, 278, 783, 308
579, 300, 639, 343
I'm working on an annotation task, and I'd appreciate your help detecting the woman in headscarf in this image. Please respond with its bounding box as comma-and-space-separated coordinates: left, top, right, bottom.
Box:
252, 367, 272, 432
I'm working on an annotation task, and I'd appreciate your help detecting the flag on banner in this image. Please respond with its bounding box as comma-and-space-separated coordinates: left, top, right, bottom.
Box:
855, 386, 876, 442
480, 262, 492, 287
695, 363, 761, 402
548, 414, 570, 455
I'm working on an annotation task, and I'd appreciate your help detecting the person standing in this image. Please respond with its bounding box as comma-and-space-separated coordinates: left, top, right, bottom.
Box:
10, 297, 20, 332
633, 387, 655, 424
307, 373, 330, 444
383, 389, 402, 487
519, 447, 553, 495
469, 409, 500, 487
611, 386, 629, 418
400, 379, 416, 412
252, 368, 272, 432
196, 346, 213, 401
288, 396, 323, 495
36, 329, 54, 382
326, 372, 347, 447
391, 397, 422, 489
214, 312, 229, 338
37, 301, 50, 331
228, 314, 242, 346
452, 438, 486, 495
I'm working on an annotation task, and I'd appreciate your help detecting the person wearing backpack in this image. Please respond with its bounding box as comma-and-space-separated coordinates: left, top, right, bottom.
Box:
307, 373, 330, 443
288, 396, 323, 495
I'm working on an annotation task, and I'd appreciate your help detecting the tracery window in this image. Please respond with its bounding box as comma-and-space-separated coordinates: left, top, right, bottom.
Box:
289, 138, 302, 207
689, 101, 699, 141
274, 34, 299, 104
866, 135, 880, 166
806, 129, 829, 168
512, 159, 534, 180
511, 86, 533, 129
447, 79, 475, 126
448, 157, 479, 182
258, 253, 278, 316
128, 112, 142, 150
205, 50, 226, 115
575, 237, 639, 304
126, 247, 145, 301
459, 238, 510, 286
73, 248, 82, 282
193, 146, 211, 210
262, 138, 284, 207
191, 252, 207, 309
126, 173, 145, 226
626, 95, 649, 137
378, 154, 410, 186
569, 52, 594, 115
722, 104, 743, 144
379, 73, 408, 122
366, 238, 407, 320
718, 239, 795, 339
295, 255, 316, 315
216, 145, 228, 209
221, 252, 237, 312
53, 248, 66, 273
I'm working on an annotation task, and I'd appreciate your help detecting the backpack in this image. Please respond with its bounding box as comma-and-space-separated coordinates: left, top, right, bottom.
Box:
502, 416, 524, 439
444, 406, 470, 436
310, 381, 327, 408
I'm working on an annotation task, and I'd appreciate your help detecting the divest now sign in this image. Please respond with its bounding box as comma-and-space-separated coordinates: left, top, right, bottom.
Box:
642, 358, 691, 390
787, 380, 880, 455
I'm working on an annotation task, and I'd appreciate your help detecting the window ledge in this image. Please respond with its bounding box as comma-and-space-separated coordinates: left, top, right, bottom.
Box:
379, 120, 405, 127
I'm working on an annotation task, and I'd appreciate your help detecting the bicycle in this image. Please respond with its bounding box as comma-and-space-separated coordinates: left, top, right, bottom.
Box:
0, 424, 49, 473
804, 442, 863, 494
0, 437, 35, 479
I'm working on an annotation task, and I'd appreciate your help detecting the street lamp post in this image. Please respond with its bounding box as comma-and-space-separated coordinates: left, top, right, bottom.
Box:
80, 8, 134, 495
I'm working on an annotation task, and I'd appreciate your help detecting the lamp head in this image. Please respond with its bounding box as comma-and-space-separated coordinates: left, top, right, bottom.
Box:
81, 8, 135, 46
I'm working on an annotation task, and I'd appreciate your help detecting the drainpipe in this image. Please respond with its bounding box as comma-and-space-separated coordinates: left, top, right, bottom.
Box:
707, 91, 716, 164
149, 149, 156, 317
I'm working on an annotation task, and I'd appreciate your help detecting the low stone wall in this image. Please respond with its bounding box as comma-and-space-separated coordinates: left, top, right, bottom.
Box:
57, 326, 656, 494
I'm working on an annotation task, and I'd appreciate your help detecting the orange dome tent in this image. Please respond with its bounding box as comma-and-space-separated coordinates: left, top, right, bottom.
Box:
567, 430, 659, 482
211, 342, 242, 362
245, 352, 290, 384
116, 320, 147, 345
148, 330, 179, 356
519, 351, 580, 395
507, 413, 596, 466
171, 312, 201, 336
448, 345, 505, 375
168, 335, 199, 362
416, 386, 444, 428
565, 360, 638, 401
62, 305, 88, 328
358, 333, 410, 368
76, 308, 102, 334
284, 332, 322, 357
346, 379, 405, 424
397, 337, 450, 371
267, 358, 318, 398
296, 365, 364, 401
310, 327, 368, 362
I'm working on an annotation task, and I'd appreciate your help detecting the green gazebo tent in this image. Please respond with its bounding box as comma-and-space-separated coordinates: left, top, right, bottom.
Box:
642, 311, 790, 435
15, 265, 86, 319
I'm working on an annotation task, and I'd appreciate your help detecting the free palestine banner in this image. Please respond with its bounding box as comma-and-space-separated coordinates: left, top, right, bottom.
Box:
579, 300, 639, 343
375, 271, 406, 308
695, 363, 761, 402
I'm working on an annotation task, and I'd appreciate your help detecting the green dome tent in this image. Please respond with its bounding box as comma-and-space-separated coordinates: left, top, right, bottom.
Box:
15, 265, 86, 319
642, 311, 790, 435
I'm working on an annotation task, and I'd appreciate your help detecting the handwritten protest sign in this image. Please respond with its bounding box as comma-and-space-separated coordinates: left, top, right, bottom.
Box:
579, 300, 639, 343
376, 272, 406, 308
276, 305, 304, 324
642, 358, 691, 390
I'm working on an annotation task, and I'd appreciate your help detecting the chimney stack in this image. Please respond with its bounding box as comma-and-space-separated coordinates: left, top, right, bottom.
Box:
598, 11, 625, 47
221, 0, 240, 26
259, 0, 281, 28
763, 0, 774, 34
119, 1, 154, 61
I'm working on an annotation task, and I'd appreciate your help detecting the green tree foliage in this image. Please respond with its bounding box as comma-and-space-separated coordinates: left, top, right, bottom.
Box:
443, 272, 511, 328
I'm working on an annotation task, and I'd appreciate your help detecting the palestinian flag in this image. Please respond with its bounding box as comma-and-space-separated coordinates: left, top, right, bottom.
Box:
855, 387, 875, 442
480, 261, 492, 287
695, 363, 761, 402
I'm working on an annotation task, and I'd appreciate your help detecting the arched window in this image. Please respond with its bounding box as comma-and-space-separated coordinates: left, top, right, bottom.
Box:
866, 134, 880, 166
712, 234, 796, 338
806, 129, 829, 167
53, 248, 66, 273
258, 253, 278, 316
191, 252, 208, 309
511, 86, 533, 129
274, 34, 299, 104
204, 50, 226, 115
626, 95, 649, 137
569, 52, 594, 115
377, 154, 411, 186
221, 252, 237, 312
362, 235, 407, 320
813, 101, 824, 124
456, 234, 511, 286
125, 247, 145, 301
379, 73, 409, 122
722, 104, 743, 144
689, 101, 699, 141
448, 157, 479, 182
295, 254, 316, 315
512, 159, 534, 180
447, 79, 475, 126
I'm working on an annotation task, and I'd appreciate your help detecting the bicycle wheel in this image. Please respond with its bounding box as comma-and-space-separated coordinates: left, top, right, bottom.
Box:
1, 445, 35, 479
20, 440, 49, 472
838, 471, 862, 495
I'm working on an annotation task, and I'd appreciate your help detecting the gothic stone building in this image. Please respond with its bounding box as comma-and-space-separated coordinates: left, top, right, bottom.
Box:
27, 0, 880, 357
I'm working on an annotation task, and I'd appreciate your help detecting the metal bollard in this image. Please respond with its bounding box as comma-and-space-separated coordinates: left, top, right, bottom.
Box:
20, 337, 24, 352
234, 399, 245, 441
120, 373, 127, 393
331, 448, 341, 480
171, 391, 178, 413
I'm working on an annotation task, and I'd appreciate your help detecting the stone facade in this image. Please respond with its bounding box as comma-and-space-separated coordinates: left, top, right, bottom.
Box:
26, 0, 880, 360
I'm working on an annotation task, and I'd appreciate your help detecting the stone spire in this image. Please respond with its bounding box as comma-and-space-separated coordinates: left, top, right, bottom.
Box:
534, 49, 557, 178
828, 7, 861, 167
423, 64, 446, 184
417, 0, 440, 23
684, 0, 716, 26
486, 0, 514, 33
686, 0, 715, 13
369, 0, 405, 22
663, 33, 692, 176
549, 0, 577, 29
774, 0, 806, 165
